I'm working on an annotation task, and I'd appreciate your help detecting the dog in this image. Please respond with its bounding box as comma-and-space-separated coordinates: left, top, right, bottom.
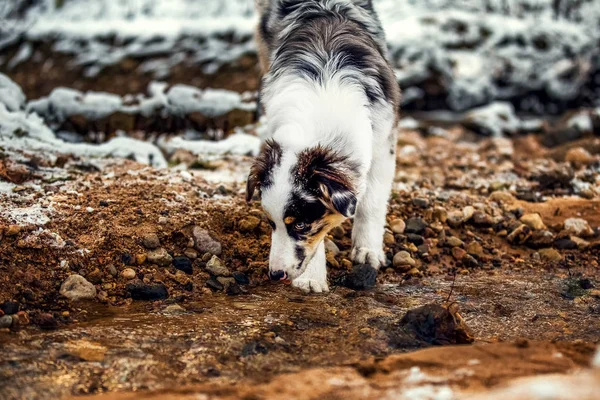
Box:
247, 0, 400, 293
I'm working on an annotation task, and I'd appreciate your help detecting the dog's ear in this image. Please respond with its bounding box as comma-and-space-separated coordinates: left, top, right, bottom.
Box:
246, 139, 283, 202
296, 146, 358, 217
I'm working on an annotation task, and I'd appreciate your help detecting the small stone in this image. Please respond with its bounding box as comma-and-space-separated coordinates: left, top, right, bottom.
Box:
554, 238, 578, 250
489, 191, 516, 204
445, 237, 464, 248
184, 248, 198, 259
206, 277, 224, 291
462, 206, 475, 221
341, 259, 353, 270
6, 225, 21, 236
539, 248, 562, 262
405, 218, 428, 235
136, 253, 147, 265
528, 230, 555, 248
87, 268, 103, 284
147, 248, 172, 267
462, 254, 480, 268
173, 256, 193, 275
107, 264, 118, 277
324, 238, 340, 255
16, 311, 29, 326
412, 198, 430, 208
331, 226, 346, 239
0, 315, 12, 329
163, 304, 186, 314
158, 216, 169, 225
239, 216, 261, 232
565, 147, 594, 165
121, 268, 136, 280
393, 251, 416, 271
472, 211, 493, 227
206, 255, 231, 277
233, 271, 250, 285
326, 253, 340, 268
390, 219, 406, 234
452, 247, 467, 260
571, 236, 590, 249
59, 275, 97, 301
466, 242, 484, 257
520, 213, 546, 230
406, 268, 421, 277
1, 301, 19, 315
126, 282, 169, 300
141, 233, 160, 249
384, 232, 396, 246
64, 340, 107, 362
226, 283, 243, 296
37, 313, 58, 330
339, 264, 377, 290
193, 227, 222, 255
432, 207, 448, 223
447, 211, 464, 228
99, 200, 109, 207
507, 224, 532, 245
407, 234, 424, 245
564, 218, 594, 238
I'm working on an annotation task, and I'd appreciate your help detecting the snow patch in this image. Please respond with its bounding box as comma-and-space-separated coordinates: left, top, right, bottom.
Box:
160, 131, 260, 157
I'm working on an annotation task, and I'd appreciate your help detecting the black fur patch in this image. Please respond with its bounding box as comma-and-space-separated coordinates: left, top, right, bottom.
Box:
246, 139, 283, 201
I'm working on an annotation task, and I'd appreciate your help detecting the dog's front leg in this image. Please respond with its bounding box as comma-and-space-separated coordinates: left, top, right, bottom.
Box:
292, 241, 329, 294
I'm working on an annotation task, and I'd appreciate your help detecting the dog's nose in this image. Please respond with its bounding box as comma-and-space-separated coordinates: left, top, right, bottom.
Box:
269, 270, 287, 281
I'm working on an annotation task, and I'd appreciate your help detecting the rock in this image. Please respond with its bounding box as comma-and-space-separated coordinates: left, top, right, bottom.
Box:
59, 275, 97, 301
571, 236, 590, 249
383, 232, 395, 246
393, 251, 416, 271
206, 255, 231, 277
407, 234, 424, 245
326, 253, 340, 268
107, 264, 118, 277
527, 230, 555, 248
36, 313, 58, 330
489, 191, 516, 204
173, 256, 193, 275
206, 277, 224, 291
163, 304, 186, 314
539, 248, 562, 262
462, 254, 480, 268
507, 224, 532, 245
126, 282, 169, 300
1, 301, 19, 315
233, 271, 250, 285
6, 225, 21, 236
64, 340, 107, 362
0, 315, 12, 329
472, 211, 493, 227
87, 268, 103, 284
432, 207, 448, 223
193, 227, 222, 255
239, 216, 261, 232
184, 248, 198, 259
147, 248, 173, 267
141, 233, 160, 249
121, 268, 137, 280
564, 218, 594, 238
406, 268, 422, 277
554, 238, 578, 250
520, 213, 546, 230
226, 283, 243, 296
452, 247, 467, 260
390, 219, 406, 234
447, 211, 464, 228
565, 147, 594, 165
445, 237, 464, 248
462, 206, 475, 221
405, 218, 428, 235
324, 238, 340, 256
339, 264, 377, 290
466, 242, 484, 257
16, 311, 29, 326
412, 197, 430, 208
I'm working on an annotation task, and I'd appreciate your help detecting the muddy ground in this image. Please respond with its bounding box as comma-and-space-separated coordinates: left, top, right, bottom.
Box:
1, 119, 600, 399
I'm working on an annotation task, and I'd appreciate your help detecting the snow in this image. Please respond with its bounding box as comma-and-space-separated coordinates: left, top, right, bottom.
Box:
160, 130, 260, 157
0, 73, 26, 112
464, 102, 541, 137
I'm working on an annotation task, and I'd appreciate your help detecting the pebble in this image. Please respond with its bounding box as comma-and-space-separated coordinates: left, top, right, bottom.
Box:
146, 248, 173, 267
565, 147, 594, 164
163, 304, 186, 314
462, 206, 475, 221
193, 227, 222, 255
206, 255, 231, 277
6, 225, 22, 236
432, 207, 448, 223
384, 232, 395, 246
406, 268, 422, 277
173, 256, 193, 275
445, 237, 464, 248
126, 282, 169, 300
158, 216, 169, 225
472, 211, 493, 227
121, 268, 137, 280
141, 233, 161, 249
466, 242, 484, 257
37, 313, 58, 330
447, 211, 464, 228
507, 224, 532, 245
520, 213, 546, 230
16, 311, 29, 326
390, 219, 406, 234
462, 254, 480, 268
226, 283, 243, 296
564, 218, 594, 238
528, 230, 555, 248
136, 253, 147, 265
59, 275, 97, 301
239, 216, 261, 232
570, 236, 590, 249
412, 198, 430, 208
0, 315, 12, 329
184, 248, 198, 259
324, 238, 340, 256
107, 264, 118, 277
1, 301, 19, 315
393, 251, 416, 270
339, 264, 377, 290
452, 247, 467, 260
554, 238, 578, 250
407, 234, 424, 245
206, 277, 224, 291
489, 191, 516, 204
87, 268, 103, 284
539, 248, 562, 262
233, 271, 250, 285
405, 218, 428, 235
326, 253, 340, 268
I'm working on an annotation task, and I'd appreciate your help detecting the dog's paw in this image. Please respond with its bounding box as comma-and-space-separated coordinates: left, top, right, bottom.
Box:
351, 247, 385, 269
292, 278, 329, 294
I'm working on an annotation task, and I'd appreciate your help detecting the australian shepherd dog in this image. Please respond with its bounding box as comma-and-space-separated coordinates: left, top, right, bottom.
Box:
247, 0, 400, 293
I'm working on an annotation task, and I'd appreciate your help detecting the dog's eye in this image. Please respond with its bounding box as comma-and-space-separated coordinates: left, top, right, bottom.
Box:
293, 222, 307, 231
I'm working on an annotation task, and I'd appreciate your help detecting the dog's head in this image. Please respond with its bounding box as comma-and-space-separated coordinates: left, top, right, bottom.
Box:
247, 139, 358, 281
